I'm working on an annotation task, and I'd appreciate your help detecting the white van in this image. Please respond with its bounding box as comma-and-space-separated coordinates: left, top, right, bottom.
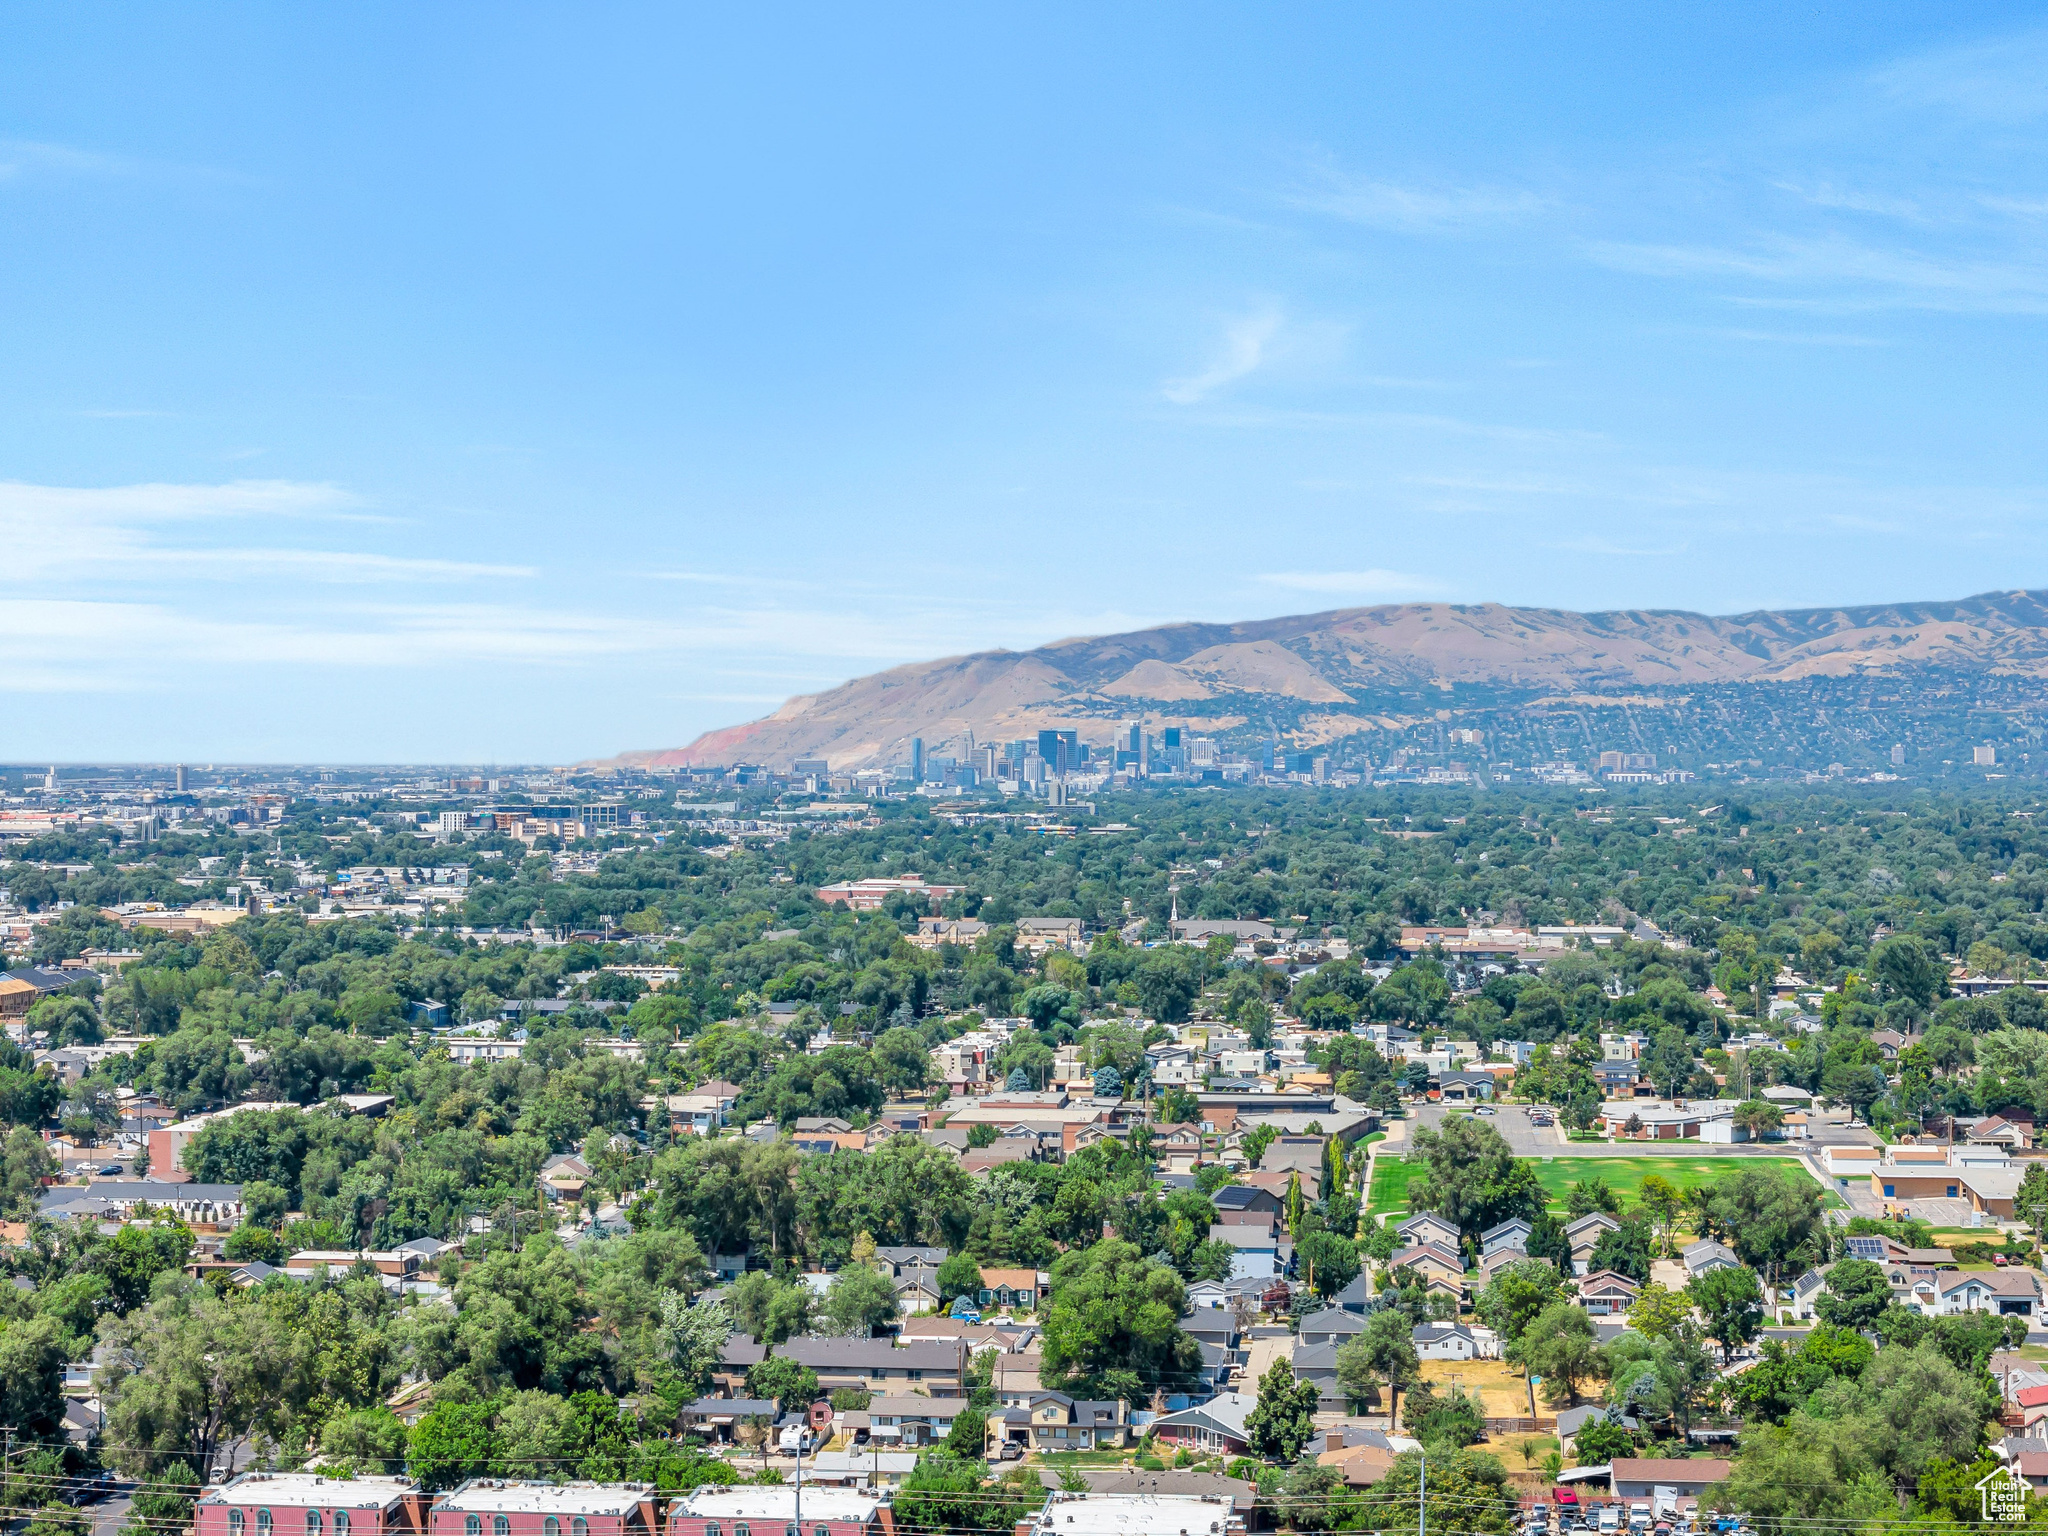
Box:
1629, 1504, 1652, 1530
1597, 1507, 1621, 1534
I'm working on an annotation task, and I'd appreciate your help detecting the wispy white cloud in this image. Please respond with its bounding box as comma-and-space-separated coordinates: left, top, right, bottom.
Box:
1584, 233, 2048, 312
646, 569, 811, 590
1701, 327, 1889, 346
1193, 403, 1602, 448
0, 136, 246, 189
1869, 28, 2048, 124
0, 139, 130, 181
0, 477, 354, 522
1772, 180, 1925, 221
1254, 569, 1443, 598
137, 549, 534, 582
0, 478, 514, 585
1978, 194, 2048, 219
1286, 157, 1546, 234
1553, 536, 1691, 558
1162, 308, 1284, 404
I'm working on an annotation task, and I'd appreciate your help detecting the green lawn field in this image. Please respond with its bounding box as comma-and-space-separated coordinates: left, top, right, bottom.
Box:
1365, 1152, 1833, 1219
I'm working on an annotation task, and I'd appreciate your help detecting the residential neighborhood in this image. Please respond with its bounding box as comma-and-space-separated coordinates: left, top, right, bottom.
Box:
0, 775, 2045, 1536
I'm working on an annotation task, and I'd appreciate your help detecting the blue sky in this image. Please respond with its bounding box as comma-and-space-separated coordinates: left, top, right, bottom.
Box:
6, 5, 2048, 762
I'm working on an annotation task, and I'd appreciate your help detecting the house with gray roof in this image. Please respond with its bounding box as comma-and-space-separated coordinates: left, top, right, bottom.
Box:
1681, 1238, 1742, 1279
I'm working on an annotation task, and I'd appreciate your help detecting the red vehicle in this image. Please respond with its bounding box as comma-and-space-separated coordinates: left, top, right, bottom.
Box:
1554, 1490, 1580, 1507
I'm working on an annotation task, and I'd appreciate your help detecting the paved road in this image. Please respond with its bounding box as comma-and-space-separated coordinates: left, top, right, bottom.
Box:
90, 1481, 133, 1536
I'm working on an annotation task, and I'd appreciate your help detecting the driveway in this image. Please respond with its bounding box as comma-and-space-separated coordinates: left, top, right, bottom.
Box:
1241, 1329, 1294, 1390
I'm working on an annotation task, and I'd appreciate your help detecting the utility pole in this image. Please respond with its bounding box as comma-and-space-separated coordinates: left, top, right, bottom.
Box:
1418, 1447, 1426, 1536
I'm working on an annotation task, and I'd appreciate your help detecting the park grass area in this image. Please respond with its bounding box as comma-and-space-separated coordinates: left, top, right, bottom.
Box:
1367, 1153, 1834, 1218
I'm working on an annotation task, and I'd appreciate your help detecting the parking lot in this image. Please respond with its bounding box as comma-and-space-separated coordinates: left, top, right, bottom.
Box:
1407, 1102, 1563, 1154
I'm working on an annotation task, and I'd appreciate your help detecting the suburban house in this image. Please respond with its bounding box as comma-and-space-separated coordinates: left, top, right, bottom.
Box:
1577, 1270, 1641, 1318
992, 1391, 1129, 1452
1397, 1212, 1461, 1250
1843, 1234, 1956, 1266
197, 1475, 426, 1536
1681, 1239, 1742, 1279
771, 1337, 968, 1395
1387, 1242, 1464, 1289
1479, 1218, 1532, 1260
712, 1333, 767, 1396
1785, 1268, 1830, 1321
1412, 1321, 1491, 1360
1328, 1272, 1378, 1314
1969, 1116, 2034, 1150
865, 1396, 972, 1449
1591, 1062, 1641, 1096
1150, 1390, 1255, 1457
39, 1181, 245, 1227
892, 1272, 942, 1315
433, 1483, 662, 1536
1565, 1213, 1620, 1276
1918, 1269, 2044, 1319
674, 1399, 778, 1445
1211, 1184, 1282, 1222
872, 1246, 947, 1276
1290, 1341, 1347, 1409
539, 1154, 593, 1202
1297, 1309, 1371, 1349
661, 1082, 741, 1137
1208, 1225, 1281, 1281
1015, 916, 1085, 953
976, 1268, 1048, 1311
1477, 1247, 1530, 1285
1153, 1124, 1207, 1171
1435, 1071, 1497, 1102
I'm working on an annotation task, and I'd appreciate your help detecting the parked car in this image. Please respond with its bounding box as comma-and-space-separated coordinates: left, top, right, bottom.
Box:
46, 1470, 114, 1505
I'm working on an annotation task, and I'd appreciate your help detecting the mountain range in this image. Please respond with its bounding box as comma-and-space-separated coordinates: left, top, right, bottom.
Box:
607, 589, 2048, 771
